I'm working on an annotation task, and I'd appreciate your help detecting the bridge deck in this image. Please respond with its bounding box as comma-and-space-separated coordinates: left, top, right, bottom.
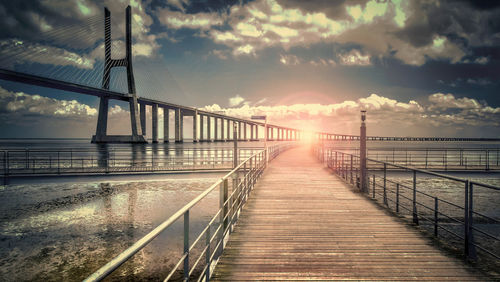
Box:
212, 146, 484, 281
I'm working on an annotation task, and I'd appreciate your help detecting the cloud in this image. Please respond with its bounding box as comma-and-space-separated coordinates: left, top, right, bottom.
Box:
200, 92, 500, 133
0, 0, 160, 71
166, 0, 190, 12
0, 86, 97, 119
155, 8, 223, 30
155, 0, 499, 66
466, 78, 492, 86
279, 54, 301, 65
338, 49, 371, 66
228, 95, 245, 107
0, 39, 95, 69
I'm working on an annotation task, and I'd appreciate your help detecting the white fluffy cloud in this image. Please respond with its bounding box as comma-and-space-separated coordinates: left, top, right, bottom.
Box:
338, 50, 371, 66
228, 95, 245, 107
156, 8, 223, 30
0, 87, 97, 118
201, 93, 500, 132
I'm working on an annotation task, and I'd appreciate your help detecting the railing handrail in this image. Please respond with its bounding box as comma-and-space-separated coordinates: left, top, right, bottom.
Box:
84, 143, 292, 281
327, 149, 500, 190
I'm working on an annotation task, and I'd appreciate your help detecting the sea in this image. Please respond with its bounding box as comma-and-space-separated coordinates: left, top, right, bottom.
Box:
0, 138, 499, 281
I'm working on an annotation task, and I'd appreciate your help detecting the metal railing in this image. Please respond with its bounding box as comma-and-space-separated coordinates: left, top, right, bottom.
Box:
323, 146, 500, 171
84, 143, 294, 281
314, 146, 500, 264
0, 148, 267, 180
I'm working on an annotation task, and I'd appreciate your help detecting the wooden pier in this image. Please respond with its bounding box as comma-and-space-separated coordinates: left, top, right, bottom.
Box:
212, 146, 485, 281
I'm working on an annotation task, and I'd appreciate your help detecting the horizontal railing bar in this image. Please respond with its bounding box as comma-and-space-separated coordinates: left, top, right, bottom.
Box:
473, 244, 500, 260
471, 226, 500, 241
164, 252, 187, 282
84, 148, 270, 281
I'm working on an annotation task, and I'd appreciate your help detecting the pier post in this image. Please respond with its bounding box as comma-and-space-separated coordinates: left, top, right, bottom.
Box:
227, 120, 231, 141
163, 108, 169, 142
360, 110, 367, 192
152, 104, 158, 143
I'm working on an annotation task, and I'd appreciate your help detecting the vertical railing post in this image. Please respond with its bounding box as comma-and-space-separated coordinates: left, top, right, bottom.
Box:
464, 179, 469, 259
222, 179, 229, 231
383, 163, 387, 204
412, 170, 418, 225
372, 174, 375, 198
396, 183, 400, 212
350, 155, 353, 184
205, 224, 211, 281
468, 182, 476, 260
184, 210, 190, 281
434, 197, 438, 237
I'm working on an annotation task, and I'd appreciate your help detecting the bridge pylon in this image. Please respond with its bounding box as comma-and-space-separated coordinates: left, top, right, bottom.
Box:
92, 6, 147, 143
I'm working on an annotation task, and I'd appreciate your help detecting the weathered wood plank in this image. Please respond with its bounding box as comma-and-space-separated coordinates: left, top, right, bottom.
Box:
211, 147, 485, 281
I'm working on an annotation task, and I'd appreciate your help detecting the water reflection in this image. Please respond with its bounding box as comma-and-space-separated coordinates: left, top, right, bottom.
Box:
0, 175, 223, 281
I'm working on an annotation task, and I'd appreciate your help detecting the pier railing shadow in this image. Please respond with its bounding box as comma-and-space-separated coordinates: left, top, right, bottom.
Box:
84, 143, 295, 281
314, 145, 500, 268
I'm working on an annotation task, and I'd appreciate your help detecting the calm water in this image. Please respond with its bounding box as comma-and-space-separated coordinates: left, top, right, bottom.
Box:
0, 139, 499, 281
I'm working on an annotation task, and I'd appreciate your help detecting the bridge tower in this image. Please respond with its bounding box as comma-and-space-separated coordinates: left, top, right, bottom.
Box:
92, 6, 147, 143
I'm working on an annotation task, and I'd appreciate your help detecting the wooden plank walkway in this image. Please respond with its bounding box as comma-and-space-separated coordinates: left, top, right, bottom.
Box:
212, 146, 485, 281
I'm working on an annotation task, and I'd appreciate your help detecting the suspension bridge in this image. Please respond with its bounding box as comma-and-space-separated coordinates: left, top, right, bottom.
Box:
1, 5, 499, 281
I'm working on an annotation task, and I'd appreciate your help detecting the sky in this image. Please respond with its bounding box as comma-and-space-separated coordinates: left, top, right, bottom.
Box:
0, 0, 499, 138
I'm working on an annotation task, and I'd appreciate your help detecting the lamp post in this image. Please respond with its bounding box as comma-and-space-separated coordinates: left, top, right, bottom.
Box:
360, 110, 367, 192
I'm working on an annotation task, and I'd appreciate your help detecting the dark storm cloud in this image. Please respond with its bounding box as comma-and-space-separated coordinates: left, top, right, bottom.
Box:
395, 0, 500, 49
0, 1, 98, 49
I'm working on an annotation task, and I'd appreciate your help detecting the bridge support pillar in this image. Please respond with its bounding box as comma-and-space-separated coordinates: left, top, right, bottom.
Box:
243, 123, 247, 141
227, 120, 231, 141
152, 104, 158, 143
175, 108, 183, 143
192, 110, 198, 142
140, 103, 146, 136
221, 118, 225, 141
214, 117, 219, 141
207, 116, 212, 142
199, 115, 204, 141
164, 108, 169, 142
92, 6, 146, 144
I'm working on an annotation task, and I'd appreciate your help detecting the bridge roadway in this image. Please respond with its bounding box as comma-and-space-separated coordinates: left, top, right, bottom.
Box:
212, 146, 485, 281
